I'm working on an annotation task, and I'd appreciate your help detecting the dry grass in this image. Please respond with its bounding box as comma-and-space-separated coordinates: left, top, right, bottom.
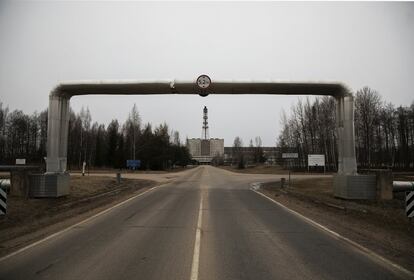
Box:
70, 166, 191, 175
220, 164, 286, 174
219, 164, 332, 175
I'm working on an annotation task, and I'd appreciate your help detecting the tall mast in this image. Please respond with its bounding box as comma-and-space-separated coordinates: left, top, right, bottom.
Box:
202, 106, 209, 140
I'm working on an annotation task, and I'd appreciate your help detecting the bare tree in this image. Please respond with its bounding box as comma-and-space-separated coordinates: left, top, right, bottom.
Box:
354, 87, 381, 168
232, 136, 244, 168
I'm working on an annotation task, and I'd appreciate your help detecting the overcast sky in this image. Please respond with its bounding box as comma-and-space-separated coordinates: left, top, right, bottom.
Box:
1, 1, 413, 146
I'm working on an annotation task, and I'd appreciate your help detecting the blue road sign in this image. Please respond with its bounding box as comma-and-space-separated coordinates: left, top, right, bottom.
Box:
126, 160, 141, 169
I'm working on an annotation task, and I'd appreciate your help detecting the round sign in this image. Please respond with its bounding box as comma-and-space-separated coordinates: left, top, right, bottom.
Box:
196, 75, 211, 90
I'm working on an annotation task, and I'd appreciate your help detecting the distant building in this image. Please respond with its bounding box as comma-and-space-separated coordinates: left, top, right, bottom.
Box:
223, 147, 281, 165
187, 138, 224, 164
210, 138, 224, 157
187, 106, 224, 164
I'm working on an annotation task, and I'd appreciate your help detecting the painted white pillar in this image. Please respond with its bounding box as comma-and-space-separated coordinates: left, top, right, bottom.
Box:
46, 94, 70, 173
342, 95, 357, 174
336, 95, 357, 175
336, 96, 344, 173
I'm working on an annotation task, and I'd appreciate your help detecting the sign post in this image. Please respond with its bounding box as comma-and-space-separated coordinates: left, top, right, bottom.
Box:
282, 153, 298, 170
282, 153, 299, 184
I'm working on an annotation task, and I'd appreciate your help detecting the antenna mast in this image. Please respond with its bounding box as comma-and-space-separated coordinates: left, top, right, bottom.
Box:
202, 106, 209, 140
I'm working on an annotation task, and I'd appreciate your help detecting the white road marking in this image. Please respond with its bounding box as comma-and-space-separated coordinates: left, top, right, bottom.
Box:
0, 185, 161, 263
251, 189, 414, 279
190, 194, 203, 280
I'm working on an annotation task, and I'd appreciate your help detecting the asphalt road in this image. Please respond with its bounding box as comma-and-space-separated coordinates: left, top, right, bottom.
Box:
0, 166, 409, 280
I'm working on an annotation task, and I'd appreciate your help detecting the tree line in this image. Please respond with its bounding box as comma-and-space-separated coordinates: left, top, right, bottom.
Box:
277, 87, 414, 170
0, 102, 191, 170
231, 136, 265, 169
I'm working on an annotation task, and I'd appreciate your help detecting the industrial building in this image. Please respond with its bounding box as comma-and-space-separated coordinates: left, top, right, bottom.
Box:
223, 147, 280, 165
187, 107, 224, 164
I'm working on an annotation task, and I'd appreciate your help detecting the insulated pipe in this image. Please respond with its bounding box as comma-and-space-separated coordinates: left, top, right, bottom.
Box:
0, 179, 10, 190
45, 80, 355, 174
393, 181, 414, 192
49, 80, 352, 98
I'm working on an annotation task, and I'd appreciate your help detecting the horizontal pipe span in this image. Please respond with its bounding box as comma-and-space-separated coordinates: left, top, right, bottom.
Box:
393, 181, 414, 192
50, 80, 351, 98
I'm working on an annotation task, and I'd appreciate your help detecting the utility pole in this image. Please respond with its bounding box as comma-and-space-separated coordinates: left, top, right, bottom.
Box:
133, 126, 136, 160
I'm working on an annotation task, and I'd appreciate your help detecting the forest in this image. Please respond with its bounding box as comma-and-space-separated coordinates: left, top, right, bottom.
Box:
278, 87, 414, 171
0, 103, 191, 170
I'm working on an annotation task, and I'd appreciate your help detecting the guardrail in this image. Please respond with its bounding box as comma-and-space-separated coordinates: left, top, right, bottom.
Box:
393, 181, 414, 193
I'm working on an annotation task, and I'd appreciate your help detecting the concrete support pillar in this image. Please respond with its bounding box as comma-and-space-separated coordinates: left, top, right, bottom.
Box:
343, 95, 357, 174
46, 94, 70, 173
336, 95, 357, 175
334, 94, 370, 199
336, 96, 344, 173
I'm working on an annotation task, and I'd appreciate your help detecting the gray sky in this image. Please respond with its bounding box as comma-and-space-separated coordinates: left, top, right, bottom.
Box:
1, 1, 413, 146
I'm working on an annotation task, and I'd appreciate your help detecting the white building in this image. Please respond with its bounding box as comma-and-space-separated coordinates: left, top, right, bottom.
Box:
187, 138, 224, 164
210, 138, 224, 157
188, 106, 224, 164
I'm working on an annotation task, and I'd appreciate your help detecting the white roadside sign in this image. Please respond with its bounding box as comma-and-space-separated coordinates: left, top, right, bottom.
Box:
308, 154, 325, 166
15, 158, 26, 165
282, 153, 299, 159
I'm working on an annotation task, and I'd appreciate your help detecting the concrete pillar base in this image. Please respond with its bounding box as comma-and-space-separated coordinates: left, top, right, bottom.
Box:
333, 174, 377, 199
28, 173, 70, 197
9, 167, 42, 198
10, 170, 30, 198
375, 170, 393, 200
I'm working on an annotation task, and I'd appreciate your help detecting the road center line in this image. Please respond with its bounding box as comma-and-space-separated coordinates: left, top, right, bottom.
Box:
190, 193, 203, 280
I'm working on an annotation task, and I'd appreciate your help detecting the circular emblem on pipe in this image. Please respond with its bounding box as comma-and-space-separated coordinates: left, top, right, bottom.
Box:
196, 74, 211, 97
196, 75, 211, 90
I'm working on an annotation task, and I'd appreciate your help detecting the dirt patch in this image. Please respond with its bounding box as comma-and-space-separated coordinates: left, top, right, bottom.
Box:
393, 173, 414, 181
219, 164, 332, 175
70, 166, 193, 175
0, 175, 157, 257
260, 177, 414, 271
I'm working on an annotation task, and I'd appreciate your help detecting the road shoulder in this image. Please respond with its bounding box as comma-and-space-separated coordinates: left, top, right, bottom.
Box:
255, 180, 414, 276
0, 176, 158, 258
